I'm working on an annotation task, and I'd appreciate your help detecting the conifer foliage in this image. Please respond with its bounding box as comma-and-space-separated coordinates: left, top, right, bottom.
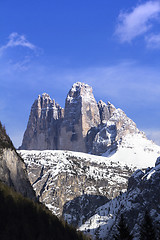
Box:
0, 181, 89, 240
0, 121, 14, 149
139, 211, 156, 240
114, 214, 133, 240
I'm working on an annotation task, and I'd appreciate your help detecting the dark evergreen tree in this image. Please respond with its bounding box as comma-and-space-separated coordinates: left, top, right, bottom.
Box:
0, 181, 89, 240
113, 214, 133, 240
157, 224, 160, 240
0, 121, 14, 149
139, 211, 156, 240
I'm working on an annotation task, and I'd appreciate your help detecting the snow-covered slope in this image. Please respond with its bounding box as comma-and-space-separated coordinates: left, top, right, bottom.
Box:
19, 150, 135, 218
79, 157, 160, 239
18, 135, 160, 226
103, 133, 160, 168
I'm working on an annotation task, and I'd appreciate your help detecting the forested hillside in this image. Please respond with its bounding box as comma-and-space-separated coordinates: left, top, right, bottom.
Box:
0, 181, 88, 240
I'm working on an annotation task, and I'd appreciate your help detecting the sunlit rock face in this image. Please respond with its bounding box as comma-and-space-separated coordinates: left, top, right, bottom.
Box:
0, 122, 36, 200
20, 93, 64, 150
58, 82, 101, 152
20, 82, 151, 156
18, 150, 135, 220
0, 148, 36, 200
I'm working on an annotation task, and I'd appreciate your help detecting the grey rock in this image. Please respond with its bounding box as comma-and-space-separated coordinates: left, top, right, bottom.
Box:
63, 194, 109, 227
98, 100, 116, 124
79, 157, 160, 239
0, 122, 36, 200
20, 82, 147, 157
92, 124, 117, 155
18, 150, 135, 220
0, 148, 36, 200
20, 93, 64, 150
155, 156, 160, 166
59, 82, 101, 152
91, 108, 142, 155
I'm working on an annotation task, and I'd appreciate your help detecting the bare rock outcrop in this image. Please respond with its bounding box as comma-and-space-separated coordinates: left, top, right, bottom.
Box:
98, 100, 116, 124
20, 82, 145, 156
20, 93, 64, 150
19, 150, 135, 218
0, 122, 36, 200
58, 82, 101, 152
79, 157, 160, 239
91, 108, 142, 155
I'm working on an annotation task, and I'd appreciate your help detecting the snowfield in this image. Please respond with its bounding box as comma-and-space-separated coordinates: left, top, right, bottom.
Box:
79, 157, 160, 239
103, 133, 160, 168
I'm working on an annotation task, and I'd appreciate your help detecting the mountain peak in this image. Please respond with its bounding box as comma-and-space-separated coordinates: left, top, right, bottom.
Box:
66, 82, 93, 104
98, 100, 106, 106
19, 93, 64, 150
20, 82, 158, 157
36, 93, 53, 109
59, 82, 100, 152
72, 82, 91, 90
41, 92, 50, 98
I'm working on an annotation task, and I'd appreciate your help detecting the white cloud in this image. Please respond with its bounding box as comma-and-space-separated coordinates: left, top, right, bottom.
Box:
145, 33, 160, 48
8, 56, 32, 71
115, 1, 160, 42
0, 32, 36, 55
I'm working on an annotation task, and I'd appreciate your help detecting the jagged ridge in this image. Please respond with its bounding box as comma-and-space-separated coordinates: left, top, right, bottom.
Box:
18, 137, 160, 227
79, 157, 160, 239
20, 82, 148, 157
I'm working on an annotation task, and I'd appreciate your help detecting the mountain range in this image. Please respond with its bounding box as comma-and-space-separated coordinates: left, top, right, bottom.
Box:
17, 82, 160, 239
1, 82, 160, 239
20, 82, 145, 156
79, 157, 160, 239
0, 121, 88, 240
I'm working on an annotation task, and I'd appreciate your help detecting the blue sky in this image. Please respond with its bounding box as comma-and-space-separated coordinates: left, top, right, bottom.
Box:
0, 0, 160, 147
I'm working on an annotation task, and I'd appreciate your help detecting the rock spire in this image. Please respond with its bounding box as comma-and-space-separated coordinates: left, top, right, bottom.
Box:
20, 82, 144, 155
20, 93, 64, 150
58, 82, 101, 152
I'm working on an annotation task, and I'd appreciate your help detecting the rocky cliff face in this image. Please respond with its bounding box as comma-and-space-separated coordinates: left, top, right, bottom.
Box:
18, 135, 160, 227
79, 157, 160, 239
0, 122, 36, 200
91, 107, 141, 155
20, 82, 146, 156
63, 194, 109, 227
20, 93, 64, 150
59, 82, 101, 152
18, 150, 135, 221
98, 100, 116, 124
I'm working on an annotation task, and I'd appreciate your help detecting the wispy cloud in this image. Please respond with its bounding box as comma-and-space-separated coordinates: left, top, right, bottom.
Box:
1, 59, 160, 147
1, 59, 159, 105
0, 32, 41, 71
8, 56, 33, 71
115, 1, 160, 43
0, 32, 36, 55
145, 33, 160, 48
